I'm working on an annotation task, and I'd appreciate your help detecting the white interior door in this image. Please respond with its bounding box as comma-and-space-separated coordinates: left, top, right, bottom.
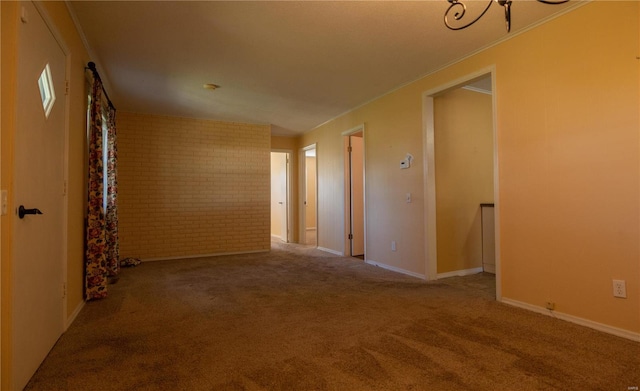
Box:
304, 148, 317, 246
270, 152, 288, 241
299, 146, 317, 246
13, 3, 66, 389
349, 135, 364, 257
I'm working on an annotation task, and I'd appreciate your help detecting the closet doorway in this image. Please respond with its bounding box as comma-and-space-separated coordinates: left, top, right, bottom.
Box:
424, 70, 499, 298
270, 151, 290, 242
301, 145, 317, 246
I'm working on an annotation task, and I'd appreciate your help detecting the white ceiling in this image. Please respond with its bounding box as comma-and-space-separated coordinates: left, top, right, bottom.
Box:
68, 1, 579, 136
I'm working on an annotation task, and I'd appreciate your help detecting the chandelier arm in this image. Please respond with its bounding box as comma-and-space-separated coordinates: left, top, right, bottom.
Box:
444, 0, 570, 32
501, 0, 512, 32
444, 0, 494, 31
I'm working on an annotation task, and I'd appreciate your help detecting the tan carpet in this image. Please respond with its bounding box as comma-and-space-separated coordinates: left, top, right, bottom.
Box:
26, 241, 639, 390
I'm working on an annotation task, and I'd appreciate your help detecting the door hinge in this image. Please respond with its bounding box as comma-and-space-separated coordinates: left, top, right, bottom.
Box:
63, 180, 67, 196
347, 146, 352, 153
62, 282, 67, 299
65, 80, 69, 95
348, 233, 353, 240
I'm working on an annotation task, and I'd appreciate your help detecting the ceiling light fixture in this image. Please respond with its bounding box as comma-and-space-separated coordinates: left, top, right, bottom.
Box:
203, 83, 220, 91
444, 0, 569, 33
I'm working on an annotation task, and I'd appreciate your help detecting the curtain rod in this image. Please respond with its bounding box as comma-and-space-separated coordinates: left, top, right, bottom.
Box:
86, 61, 116, 111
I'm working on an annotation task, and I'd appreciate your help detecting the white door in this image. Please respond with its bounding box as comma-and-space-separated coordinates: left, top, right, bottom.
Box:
270, 152, 288, 241
303, 148, 317, 246
13, 3, 66, 389
349, 135, 364, 257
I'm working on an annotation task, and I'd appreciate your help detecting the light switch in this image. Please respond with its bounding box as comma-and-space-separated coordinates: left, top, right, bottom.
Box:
1, 190, 7, 216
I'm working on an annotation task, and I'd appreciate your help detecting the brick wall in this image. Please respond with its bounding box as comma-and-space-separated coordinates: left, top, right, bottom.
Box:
117, 112, 271, 260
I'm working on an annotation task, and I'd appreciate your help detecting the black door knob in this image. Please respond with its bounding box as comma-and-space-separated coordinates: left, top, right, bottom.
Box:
18, 205, 43, 219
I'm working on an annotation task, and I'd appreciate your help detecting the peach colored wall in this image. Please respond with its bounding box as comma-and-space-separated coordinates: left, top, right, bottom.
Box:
302, 125, 349, 255
302, 93, 425, 265
434, 88, 493, 274
271, 135, 297, 151
495, 5, 638, 333
303, 3, 639, 334
1, 1, 91, 387
118, 112, 270, 259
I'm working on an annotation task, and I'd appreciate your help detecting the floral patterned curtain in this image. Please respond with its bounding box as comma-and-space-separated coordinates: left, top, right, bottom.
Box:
105, 106, 120, 277
85, 69, 119, 300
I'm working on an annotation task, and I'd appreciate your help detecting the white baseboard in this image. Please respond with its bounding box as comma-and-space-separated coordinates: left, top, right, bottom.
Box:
365, 260, 427, 280
143, 249, 269, 262
437, 267, 483, 279
501, 297, 640, 342
317, 247, 343, 256
65, 299, 85, 331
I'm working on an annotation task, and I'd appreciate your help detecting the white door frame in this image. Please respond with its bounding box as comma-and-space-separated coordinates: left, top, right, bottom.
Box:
341, 124, 366, 258
0, 4, 3, 385
422, 66, 501, 300
299, 144, 317, 246
0, 6, 5, 384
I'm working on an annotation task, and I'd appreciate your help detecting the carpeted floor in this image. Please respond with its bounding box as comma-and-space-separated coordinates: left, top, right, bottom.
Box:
26, 241, 639, 390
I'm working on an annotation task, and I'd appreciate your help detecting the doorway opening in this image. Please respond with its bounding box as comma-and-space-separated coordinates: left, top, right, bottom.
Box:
300, 145, 317, 246
423, 70, 500, 299
343, 126, 365, 259
270, 151, 290, 242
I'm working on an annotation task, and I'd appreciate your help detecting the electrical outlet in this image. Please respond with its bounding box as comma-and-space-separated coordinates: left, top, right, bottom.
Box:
391, 241, 396, 252
545, 301, 555, 310
613, 280, 627, 298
